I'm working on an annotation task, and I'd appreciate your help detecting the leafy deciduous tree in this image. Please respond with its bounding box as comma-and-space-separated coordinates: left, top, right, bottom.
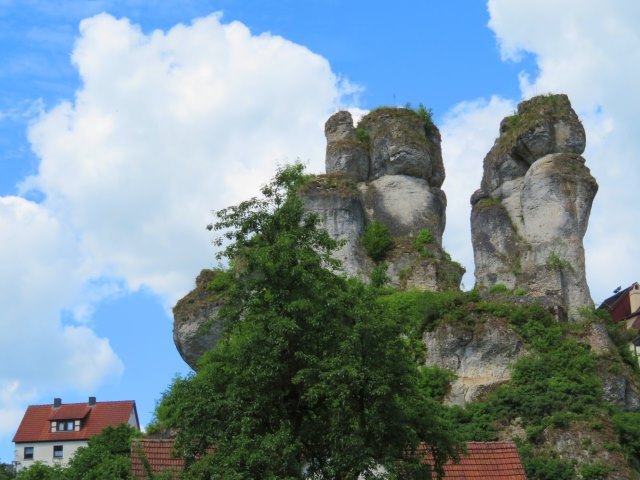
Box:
154, 163, 460, 479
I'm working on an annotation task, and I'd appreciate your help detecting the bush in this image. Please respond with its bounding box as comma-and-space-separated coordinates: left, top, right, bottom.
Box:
489, 283, 510, 294
362, 220, 394, 261
355, 127, 369, 144
415, 228, 434, 257
578, 461, 611, 480
207, 269, 233, 293
369, 262, 389, 288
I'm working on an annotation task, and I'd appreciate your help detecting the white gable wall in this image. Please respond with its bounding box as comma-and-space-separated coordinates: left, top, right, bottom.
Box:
14, 440, 87, 471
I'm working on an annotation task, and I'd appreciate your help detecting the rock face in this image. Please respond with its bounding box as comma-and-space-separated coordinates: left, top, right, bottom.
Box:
173, 270, 225, 370
470, 95, 598, 319
303, 108, 464, 290
423, 318, 527, 405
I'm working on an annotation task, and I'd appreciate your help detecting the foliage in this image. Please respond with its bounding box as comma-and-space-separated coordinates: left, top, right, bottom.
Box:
369, 262, 389, 288
65, 424, 140, 480
15, 463, 67, 480
154, 163, 461, 479
488, 283, 509, 294
545, 252, 573, 272
605, 321, 640, 372
206, 269, 233, 294
377, 289, 466, 340
517, 444, 576, 480
414, 229, 434, 257
417, 104, 435, 132
405, 102, 435, 131
418, 366, 456, 403
355, 127, 370, 144
362, 220, 394, 262
0, 466, 14, 480
612, 411, 640, 468
577, 461, 612, 480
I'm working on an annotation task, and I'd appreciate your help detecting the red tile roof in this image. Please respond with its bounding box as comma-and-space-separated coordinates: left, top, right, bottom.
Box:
130, 440, 526, 479
421, 442, 527, 479
48, 404, 91, 421
131, 439, 185, 479
13, 400, 138, 443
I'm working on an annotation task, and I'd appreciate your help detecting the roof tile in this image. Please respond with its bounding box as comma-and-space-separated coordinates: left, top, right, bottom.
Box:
13, 401, 137, 443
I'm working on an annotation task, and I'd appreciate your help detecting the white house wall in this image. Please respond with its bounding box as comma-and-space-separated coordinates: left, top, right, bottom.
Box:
14, 440, 87, 471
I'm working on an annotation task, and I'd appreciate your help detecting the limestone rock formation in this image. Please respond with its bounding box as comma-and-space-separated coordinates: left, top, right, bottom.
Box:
470, 94, 598, 318
423, 318, 527, 405
303, 108, 464, 290
173, 269, 225, 370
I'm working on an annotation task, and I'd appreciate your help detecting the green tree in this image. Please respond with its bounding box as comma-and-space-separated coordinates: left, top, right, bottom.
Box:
0, 464, 15, 480
65, 424, 139, 480
14, 463, 66, 480
154, 163, 460, 479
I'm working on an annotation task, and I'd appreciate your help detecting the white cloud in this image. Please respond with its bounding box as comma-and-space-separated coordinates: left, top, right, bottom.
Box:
487, 0, 640, 302
2, 11, 352, 439
23, 12, 346, 303
0, 196, 122, 436
441, 96, 515, 289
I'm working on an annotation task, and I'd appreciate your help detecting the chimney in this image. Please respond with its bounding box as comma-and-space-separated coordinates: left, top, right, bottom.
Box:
88, 396, 96, 406
53, 398, 61, 408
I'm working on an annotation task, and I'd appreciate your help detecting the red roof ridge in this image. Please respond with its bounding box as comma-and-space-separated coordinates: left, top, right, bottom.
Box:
27, 399, 135, 407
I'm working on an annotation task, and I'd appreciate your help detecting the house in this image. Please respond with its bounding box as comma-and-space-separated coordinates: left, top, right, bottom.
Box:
13, 397, 139, 471
130, 440, 526, 479
599, 282, 640, 330
419, 441, 527, 479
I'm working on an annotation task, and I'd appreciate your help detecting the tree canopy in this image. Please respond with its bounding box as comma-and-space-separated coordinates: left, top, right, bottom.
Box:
153, 163, 460, 479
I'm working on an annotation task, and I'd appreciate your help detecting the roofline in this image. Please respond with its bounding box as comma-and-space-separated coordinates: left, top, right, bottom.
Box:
15, 438, 92, 444
22, 400, 136, 408
131, 402, 140, 430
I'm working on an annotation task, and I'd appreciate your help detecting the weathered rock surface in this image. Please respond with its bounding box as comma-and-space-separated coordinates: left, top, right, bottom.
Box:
305, 108, 463, 291
173, 269, 225, 370
302, 174, 370, 279
541, 422, 632, 479
423, 318, 527, 405
470, 94, 598, 319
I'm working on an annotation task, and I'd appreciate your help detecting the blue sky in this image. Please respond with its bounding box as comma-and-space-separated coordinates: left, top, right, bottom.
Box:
1, 0, 639, 463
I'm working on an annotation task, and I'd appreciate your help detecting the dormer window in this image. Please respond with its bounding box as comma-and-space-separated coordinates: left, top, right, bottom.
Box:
50, 420, 79, 432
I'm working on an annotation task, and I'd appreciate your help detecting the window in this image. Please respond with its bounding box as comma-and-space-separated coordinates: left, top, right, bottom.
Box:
56, 420, 76, 431
53, 445, 63, 458
24, 447, 33, 460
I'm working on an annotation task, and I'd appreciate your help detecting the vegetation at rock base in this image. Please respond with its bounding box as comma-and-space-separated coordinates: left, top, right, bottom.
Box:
152, 163, 461, 479
372, 287, 640, 479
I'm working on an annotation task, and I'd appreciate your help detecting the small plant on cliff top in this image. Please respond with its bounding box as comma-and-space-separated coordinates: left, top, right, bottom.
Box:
362, 220, 394, 261
405, 102, 435, 131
